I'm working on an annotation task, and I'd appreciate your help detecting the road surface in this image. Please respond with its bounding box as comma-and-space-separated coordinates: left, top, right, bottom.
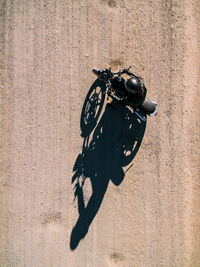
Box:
1, 0, 199, 266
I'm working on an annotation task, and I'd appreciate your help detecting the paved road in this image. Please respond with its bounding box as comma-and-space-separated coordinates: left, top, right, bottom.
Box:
1, 0, 199, 266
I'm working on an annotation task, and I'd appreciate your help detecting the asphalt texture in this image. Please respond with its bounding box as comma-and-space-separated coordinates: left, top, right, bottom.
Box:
0, 0, 200, 266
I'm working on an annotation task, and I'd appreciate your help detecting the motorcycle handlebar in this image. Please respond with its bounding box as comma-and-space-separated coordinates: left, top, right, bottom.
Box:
92, 65, 134, 77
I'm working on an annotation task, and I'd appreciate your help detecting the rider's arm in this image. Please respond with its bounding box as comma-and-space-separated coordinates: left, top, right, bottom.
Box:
108, 90, 126, 101
123, 69, 142, 79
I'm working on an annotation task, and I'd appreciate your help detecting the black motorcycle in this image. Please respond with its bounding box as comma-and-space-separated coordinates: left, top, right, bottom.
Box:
92, 66, 158, 121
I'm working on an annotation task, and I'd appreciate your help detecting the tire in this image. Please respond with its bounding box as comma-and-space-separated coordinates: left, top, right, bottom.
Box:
140, 98, 156, 115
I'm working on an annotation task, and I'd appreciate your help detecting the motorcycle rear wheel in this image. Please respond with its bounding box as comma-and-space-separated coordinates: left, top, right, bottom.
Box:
140, 98, 157, 115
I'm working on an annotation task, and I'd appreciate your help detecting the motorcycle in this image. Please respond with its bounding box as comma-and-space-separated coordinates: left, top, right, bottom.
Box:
92, 66, 158, 121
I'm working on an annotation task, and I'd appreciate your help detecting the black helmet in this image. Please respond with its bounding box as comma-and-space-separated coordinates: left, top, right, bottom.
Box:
125, 77, 141, 94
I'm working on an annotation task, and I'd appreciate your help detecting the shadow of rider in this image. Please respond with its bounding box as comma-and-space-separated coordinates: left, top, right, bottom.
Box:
70, 102, 146, 250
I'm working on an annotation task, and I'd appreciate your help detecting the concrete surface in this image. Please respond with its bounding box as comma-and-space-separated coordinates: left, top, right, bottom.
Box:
0, 0, 199, 266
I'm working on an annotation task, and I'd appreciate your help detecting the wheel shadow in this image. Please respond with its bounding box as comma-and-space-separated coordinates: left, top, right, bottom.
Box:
80, 79, 106, 138
70, 81, 146, 250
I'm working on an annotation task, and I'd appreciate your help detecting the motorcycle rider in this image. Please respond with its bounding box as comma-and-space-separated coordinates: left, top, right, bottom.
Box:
110, 68, 147, 107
